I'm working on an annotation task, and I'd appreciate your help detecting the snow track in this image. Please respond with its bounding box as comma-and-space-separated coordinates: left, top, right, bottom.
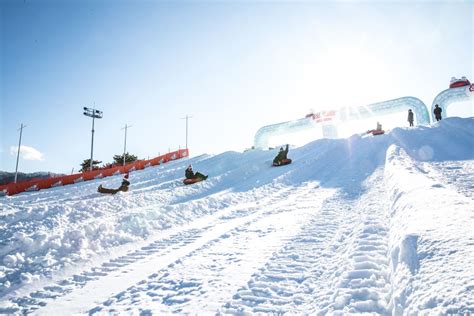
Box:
221, 169, 391, 315
89, 184, 330, 315
221, 193, 353, 315
4, 183, 334, 314
324, 171, 390, 314
418, 160, 474, 199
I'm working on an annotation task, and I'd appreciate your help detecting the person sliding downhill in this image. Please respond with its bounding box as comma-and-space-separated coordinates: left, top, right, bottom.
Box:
367, 122, 384, 136
273, 144, 291, 166
185, 165, 208, 181
98, 173, 130, 194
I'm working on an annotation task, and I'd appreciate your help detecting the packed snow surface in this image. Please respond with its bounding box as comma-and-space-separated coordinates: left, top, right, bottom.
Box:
1, 117, 473, 315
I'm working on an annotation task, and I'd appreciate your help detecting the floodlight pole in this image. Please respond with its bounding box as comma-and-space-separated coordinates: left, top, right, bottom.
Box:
14, 123, 26, 183
180, 115, 193, 149
83, 107, 103, 171
90, 115, 95, 170
122, 124, 132, 166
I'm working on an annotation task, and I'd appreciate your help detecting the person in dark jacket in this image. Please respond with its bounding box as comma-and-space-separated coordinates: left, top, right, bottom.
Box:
273, 144, 289, 165
434, 104, 442, 121
408, 109, 414, 126
185, 165, 207, 180
98, 173, 130, 194
121, 173, 130, 188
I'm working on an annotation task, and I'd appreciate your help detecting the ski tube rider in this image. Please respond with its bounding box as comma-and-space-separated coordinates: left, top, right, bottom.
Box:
185, 165, 207, 180
273, 144, 289, 166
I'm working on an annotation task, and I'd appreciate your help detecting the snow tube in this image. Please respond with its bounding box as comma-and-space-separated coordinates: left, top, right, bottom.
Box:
183, 176, 207, 185
367, 129, 385, 136
273, 158, 292, 167
98, 184, 129, 194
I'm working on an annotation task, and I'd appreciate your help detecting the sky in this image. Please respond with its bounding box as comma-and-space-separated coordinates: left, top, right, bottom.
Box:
0, 0, 473, 174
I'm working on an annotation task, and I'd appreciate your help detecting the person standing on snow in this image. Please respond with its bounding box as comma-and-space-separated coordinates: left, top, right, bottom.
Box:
434, 104, 442, 121
408, 109, 414, 127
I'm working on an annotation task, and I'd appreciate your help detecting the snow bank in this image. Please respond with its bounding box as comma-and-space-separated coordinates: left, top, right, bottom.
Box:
385, 145, 474, 315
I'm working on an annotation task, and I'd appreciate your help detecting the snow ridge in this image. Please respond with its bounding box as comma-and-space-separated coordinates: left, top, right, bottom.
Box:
385, 144, 474, 315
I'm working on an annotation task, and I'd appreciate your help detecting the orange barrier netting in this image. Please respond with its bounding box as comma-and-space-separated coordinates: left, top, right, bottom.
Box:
0, 149, 189, 196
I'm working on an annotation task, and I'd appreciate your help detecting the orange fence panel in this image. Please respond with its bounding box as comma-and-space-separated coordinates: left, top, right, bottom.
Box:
0, 149, 189, 196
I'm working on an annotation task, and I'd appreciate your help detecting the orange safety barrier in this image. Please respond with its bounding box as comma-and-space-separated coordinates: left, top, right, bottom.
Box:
0, 149, 189, 196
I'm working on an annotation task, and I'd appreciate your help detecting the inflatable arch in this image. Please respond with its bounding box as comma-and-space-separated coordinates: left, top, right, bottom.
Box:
431, 84, 473, 122
338, 96, 430, 125
254, 96, 430, 149
254, 117, 317, 149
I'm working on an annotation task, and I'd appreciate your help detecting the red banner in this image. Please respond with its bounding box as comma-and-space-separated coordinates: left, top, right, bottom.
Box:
0, 149, 189, 196
306, 110, 337, 123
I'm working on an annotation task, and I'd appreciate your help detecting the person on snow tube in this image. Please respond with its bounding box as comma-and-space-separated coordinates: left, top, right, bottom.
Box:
185, 165, 207, 181
367, 122, 384, 135
273, 144, 290, 166
98, 173, 130, 194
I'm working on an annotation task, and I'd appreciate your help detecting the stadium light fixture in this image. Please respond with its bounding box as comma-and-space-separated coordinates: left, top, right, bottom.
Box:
83, 107, 103, 171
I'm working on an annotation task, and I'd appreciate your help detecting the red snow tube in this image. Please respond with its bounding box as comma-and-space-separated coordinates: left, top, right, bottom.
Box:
371, 130, 385, 136
367, 129, 385, 136
273, 158, 292, 167
97, 184, 128, 194
183, 178, 206, 185
449, 79, 470, 88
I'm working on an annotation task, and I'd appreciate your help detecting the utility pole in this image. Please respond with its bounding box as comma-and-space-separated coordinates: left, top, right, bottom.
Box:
180, 115, 193, 149
122, 124, 132, 166
83, 107, 103, 171
14, 123, 26, 183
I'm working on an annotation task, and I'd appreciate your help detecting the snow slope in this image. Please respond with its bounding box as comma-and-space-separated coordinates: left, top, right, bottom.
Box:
0, 117, 473, 315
